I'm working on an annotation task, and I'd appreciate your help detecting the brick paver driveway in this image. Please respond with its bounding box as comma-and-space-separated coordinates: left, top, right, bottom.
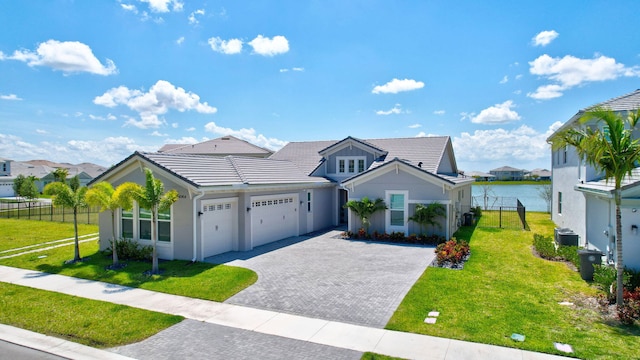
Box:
206, 229, 436, 328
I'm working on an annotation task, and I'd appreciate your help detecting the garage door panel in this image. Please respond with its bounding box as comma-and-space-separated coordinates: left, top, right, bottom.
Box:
202, 200, 236, 258
251, 195, 298, 248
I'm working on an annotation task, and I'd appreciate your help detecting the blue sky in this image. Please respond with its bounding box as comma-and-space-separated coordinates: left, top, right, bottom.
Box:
1, 1, 639, 172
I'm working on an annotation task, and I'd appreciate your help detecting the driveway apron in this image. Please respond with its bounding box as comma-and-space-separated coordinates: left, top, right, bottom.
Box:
206, 229, 436, 328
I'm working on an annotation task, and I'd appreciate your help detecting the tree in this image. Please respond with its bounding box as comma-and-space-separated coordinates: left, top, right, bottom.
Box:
52, 168, 69, 183
343, 197, 387, 233
85, 181, 139, 267
478, 184, 496, 210
120, 168, 178, 274
537, 184, 552, 213
409, 202, 447, 235
20, 176, 40, 201
552, 106, 640, 307
12, 174, 25, 199
43, 175, 88, 263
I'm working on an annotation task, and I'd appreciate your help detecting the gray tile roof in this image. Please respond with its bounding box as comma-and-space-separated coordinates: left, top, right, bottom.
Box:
490, 166, 524, 172
270, 136, 454, 175
114, 152, 330, 188
576, 167, 640, 194
158, 135, 272, 157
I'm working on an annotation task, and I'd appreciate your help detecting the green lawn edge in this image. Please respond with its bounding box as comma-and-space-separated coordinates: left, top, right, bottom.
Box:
0, 282, 183, 348
385, 213, 639, 360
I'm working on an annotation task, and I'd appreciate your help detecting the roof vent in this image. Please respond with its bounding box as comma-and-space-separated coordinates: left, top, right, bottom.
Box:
222, 137, 230, 140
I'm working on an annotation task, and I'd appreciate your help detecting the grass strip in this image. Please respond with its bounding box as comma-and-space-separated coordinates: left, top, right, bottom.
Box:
0, 282, 182, 348
0, 219, 98, 251
387, 212, 639, 360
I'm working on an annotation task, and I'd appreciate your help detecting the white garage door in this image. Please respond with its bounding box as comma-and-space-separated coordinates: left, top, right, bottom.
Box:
201, 199, 237, 258
0, 182, 14, 197
251, 194, 298, 248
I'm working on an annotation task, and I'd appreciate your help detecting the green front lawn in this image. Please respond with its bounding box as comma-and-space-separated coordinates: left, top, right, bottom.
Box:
0, 282, 183, 348
0, 219, 257, 302
386, 213, 639, 360
0, 218, 97, 251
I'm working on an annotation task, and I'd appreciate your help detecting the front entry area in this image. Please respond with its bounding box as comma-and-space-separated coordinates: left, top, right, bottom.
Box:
201, 198, 238, 258
251, 194, 298, 248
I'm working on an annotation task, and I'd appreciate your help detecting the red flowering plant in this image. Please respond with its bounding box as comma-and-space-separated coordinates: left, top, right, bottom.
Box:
435, 238, 470, 267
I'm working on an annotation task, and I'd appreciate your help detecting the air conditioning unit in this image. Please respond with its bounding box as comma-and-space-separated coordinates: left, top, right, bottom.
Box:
555, 228, 578, 246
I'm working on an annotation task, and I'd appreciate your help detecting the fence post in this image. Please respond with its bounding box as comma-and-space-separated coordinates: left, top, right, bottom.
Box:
499, 207, 502, 228
50, 203, 53, 221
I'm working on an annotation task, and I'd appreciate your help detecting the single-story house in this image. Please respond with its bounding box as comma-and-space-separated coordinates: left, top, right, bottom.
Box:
547, 89, 640, 269
527, 168, 551, 181
466, 171, 496, 182
91, 136, 474, 261
489, 166, 525, 181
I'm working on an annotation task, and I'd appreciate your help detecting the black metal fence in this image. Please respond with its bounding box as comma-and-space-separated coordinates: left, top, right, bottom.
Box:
0, 200, 100, 225
471, 196, 527, 230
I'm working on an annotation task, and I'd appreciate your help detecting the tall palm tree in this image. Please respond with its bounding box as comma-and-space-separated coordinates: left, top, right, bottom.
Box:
553, 106, 640, 306
43, 175, 88, 263
343, 197, 387, 233
409, 202, 446, 235
85, 181, 139, 267
121, 168, 178, 274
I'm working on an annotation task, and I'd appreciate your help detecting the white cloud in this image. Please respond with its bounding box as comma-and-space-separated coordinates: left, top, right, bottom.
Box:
433, 110, 445, 115
186, 127, 196, 132
471, 100, 521, 124
88, 113, 117, 121
188, 9, 205, 24
36, 129, 47, 134
165, 136, 199, 144
279, 68, 289, 73
150, 131, 168, 137
248, 35, 289, 56
532, 30, 559, 47
0, 94, 22, 101
176, 36, 185, 45
204, 122, 287, 150
528, 54, 640, 99
121, 3, 137, 13
4, 40, 117, 75
280, 67, 304, 73
499, 75, 508, 84
376, 104, 406, 115
372, 78, 424, 94
408, 124, 422, 129
208, 37, 243, 55
0, 133, 155, 166
94, 80, 217, 129
453, 122, 562, 165
171, 122, 178, 128
140, 0, 183, 13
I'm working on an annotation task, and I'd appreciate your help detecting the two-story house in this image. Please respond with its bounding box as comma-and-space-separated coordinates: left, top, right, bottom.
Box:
489, 166, 525, 181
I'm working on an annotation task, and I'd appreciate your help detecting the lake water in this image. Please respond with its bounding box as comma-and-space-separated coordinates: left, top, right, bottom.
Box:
471, 184, 550, 212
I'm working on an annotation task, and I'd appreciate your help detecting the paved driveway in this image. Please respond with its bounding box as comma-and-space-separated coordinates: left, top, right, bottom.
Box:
206, 229, 435, 328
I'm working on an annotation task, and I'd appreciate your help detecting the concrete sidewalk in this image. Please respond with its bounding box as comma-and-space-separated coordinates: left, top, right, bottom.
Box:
0, 265, 570, 360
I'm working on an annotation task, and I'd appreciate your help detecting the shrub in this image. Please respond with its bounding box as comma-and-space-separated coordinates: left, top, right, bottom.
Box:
470, 206, 482, 218
557, 245, 580, 268
106, 238, 152, 261
533, 233, 556, 259
618, 287, 640, 325
436, 238, 470, 265
594, 264, 634, 303
357, 228, 368, 239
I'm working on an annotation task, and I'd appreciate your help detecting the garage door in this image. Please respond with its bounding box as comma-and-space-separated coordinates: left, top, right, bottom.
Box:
251, 194, 298, 248
0, 182, 14, 197
201, 199, 237, 258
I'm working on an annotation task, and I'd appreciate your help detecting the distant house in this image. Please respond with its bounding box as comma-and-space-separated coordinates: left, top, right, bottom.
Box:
466, 171, 496, 182
547, 89, 640, 270
158, 135, 273, 158
0, 159, 107, 197
92, 136, 473, 261
489, 166, 525, 181
527, 168, 551, 181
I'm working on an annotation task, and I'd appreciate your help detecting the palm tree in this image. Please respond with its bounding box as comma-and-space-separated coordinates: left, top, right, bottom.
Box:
121, 168, 178, 274
553, 106, 640, 306
409, 202, 446, 235
85, 181, 139, 267
343, 197, 387, 233
52, 168, 69, 183
43, 175, 88, 263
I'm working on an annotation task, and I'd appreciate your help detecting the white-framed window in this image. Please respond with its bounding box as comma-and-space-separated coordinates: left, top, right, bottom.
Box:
307, 191, 312, 213
121, 205, 172, 242
336, 156, 366, 175
385, 190, 409, 234
558, 192, 562, 215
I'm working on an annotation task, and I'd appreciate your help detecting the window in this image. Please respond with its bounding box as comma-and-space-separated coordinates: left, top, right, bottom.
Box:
121, 209, 133, 238
558, 192, 562, 214
336, 156, 366, 175
139, 207, 171, 242
563, 146, 567, 164
389, 194, 405, 226
307, 191, 312, 213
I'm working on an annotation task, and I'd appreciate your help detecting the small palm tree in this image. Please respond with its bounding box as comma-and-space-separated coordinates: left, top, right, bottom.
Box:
43, 175, 88, 263
409, 202, 446, 235
553, 106, 640, 307
343, 197, 387, 234
119, 168, 178, 274
85, 181, 139, 267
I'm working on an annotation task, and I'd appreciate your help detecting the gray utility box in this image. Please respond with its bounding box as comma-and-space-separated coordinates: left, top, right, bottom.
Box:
578, 249, 604, 281
555, 228, 578, 246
